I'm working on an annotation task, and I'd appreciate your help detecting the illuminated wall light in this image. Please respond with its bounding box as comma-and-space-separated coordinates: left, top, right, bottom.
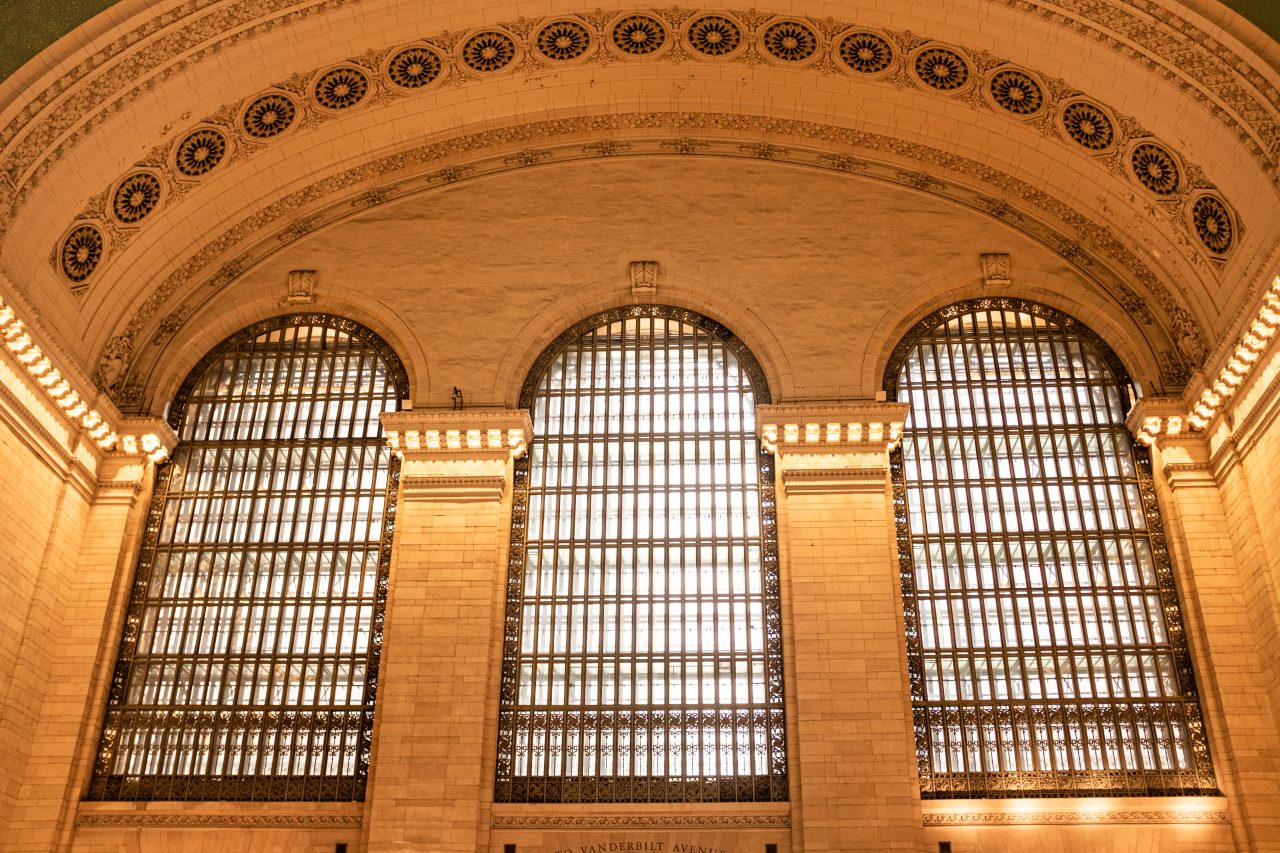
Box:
868, 422, 884, 442
848, 423, 862, 442
4, 321, 26, 340
826, 423, 841, 443
446, 429, 461, 450
425, 430, 441, 449
0, 306, 14, 326
761, 424, 778, 444
405, 430, 421, 450
1165, 416, 1183, 435
120, 435, 139, 455
385, 430, 400, 449
804, 423, 820, 443
783, 424, 799, 444
466, 428, 482, 449
487, 428, 503, 449
1188, 414, 1209, 430
26, 356, 52, 376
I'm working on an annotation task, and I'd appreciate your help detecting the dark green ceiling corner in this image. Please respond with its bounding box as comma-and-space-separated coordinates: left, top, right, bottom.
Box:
0, 1, 1277, 86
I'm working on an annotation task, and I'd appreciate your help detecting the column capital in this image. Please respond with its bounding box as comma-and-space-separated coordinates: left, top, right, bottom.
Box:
756, 401, 910, 455
112, 416, 178, 463
757, 401, 910, 495
382, 408, 532, 462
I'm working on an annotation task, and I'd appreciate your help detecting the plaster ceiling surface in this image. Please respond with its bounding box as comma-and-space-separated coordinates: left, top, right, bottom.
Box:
130, 155, 1159, 407
0, 0, 1275, 411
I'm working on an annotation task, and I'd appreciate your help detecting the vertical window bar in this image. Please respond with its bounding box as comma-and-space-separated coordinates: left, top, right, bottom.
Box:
497, 306, 787, 803
887, 299, 1216, 798
88, 316, 408, 801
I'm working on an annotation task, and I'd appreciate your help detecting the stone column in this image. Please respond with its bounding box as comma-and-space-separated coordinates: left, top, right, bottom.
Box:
364, 408, 531, 853
1130, 399, 1280, 851
757, 402, 923, 852
6, 417, 176, 853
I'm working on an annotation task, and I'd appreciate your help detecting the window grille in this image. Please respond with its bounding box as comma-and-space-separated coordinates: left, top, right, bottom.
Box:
87, 316, 407, 801
496, 305, 787, 803
887, 299, 1216, 797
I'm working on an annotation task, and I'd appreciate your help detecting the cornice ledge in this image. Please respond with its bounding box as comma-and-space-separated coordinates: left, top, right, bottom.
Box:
758, 401, 910, 454
922, 808, 1229, 826
382, 408, 532, 460
780, 466, 889, 495
491, 814, 791, 828
75, 812, 363, 828
400, 474, 507, 502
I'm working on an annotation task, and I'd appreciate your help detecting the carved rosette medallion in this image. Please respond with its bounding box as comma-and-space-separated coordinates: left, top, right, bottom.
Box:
989, 68, 1044, 115
762, 20, 818, 62
687, 14, 742, 57
61, 224, 105, 283
386, 45, 443, 89
313, 67, 370, 110
914, 46, 970, 91
838, 31, 893, 74
112, 172, 163, 224
1191, 195, 1233, 254
610, 14, 667, 56
461, 31, 517, 73
536, 20, 592, 61
241, 93, 297, 139
1131, 142, 1180, 195
1060, 100, 1115, 152
173, 128, 228, 177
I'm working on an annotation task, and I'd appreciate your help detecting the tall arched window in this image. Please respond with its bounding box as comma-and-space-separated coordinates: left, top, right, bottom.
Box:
496, 305, 787, 803
88, 316, 407, 801
887, 299, 1215, 797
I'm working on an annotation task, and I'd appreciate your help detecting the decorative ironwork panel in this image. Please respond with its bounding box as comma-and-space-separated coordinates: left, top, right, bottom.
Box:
886, 299, 1215, 797
497, 305, 787, 803
87, 315, 408, 801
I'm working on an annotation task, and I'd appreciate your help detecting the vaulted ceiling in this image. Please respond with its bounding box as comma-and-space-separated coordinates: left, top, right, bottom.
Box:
0, 0, 1276, 410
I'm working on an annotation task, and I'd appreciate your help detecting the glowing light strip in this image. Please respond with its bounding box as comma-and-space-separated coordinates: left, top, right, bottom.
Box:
1137, 276, 1280, 446
0, 295, 168, 462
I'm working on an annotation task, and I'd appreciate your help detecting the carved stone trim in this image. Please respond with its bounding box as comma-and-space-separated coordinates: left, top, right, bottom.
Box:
75, 812, 363, 828
780, 466, 888, 495
400, 474, 506, 501
491, 814, 791, 828
922, 809, 1229, 826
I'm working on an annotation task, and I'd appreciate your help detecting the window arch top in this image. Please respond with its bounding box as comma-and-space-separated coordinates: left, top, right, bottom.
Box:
885, 298, 1215, 798
498, 304, 788, 803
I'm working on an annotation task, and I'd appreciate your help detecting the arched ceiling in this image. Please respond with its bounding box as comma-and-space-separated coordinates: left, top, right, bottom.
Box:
0, 0, 1277, 411
2, 0, 1276, 84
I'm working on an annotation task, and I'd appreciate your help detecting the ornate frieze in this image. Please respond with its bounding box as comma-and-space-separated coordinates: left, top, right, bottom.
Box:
46, 8, 1241, 290
922, 809, 1229, 826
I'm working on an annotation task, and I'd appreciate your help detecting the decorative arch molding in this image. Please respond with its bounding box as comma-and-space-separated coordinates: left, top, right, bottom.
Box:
0, 0, 1273, 228
92, 119, 1207, 411
31, 7, 1246, 291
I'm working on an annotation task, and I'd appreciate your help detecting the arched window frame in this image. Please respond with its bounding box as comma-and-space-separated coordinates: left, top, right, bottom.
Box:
495, 303, 788, 803
885, 297, 1216, 798
87, 313, 409, 801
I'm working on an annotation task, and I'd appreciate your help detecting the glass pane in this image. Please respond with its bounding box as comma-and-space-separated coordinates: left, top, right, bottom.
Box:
87, 318, 405, 801
891, 301, 1215, 797
496, 307, 787, 803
